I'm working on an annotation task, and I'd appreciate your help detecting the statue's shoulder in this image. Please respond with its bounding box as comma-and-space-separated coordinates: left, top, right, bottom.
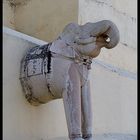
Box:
25, 43, 52, 61
65, 22, 79, 28
63, 23, 80, 32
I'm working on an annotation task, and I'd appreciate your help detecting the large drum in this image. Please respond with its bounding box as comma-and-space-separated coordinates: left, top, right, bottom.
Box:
20, 43, 73, 106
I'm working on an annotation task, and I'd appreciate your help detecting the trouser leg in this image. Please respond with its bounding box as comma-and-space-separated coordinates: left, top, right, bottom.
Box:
62, 64, 84, 140
81, 81, 93, 140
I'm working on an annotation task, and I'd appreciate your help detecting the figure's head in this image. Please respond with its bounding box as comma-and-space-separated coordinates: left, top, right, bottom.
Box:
59, 20, 120, 57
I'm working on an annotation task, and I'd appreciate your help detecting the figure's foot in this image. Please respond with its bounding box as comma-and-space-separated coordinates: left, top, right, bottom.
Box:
69, 134, 84, 140
84, 138, 93, 140
70, 138, 84, 140
82, 134, 93, 140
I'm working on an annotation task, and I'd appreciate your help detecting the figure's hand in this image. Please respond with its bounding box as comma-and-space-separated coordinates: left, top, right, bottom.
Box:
96, 34, 110, 48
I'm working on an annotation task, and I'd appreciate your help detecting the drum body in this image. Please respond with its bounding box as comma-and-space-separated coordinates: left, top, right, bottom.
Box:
20, 44, 72, 106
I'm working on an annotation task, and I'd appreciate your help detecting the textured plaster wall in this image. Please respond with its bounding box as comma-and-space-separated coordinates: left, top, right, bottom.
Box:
78, 0, 137, 73
3, 28, 137, 140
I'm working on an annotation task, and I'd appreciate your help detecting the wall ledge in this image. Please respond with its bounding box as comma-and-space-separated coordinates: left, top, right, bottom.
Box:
3, 26, 48, 45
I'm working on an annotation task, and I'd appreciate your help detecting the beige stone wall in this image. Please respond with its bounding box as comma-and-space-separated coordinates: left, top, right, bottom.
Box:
12, 0, 78, 42
79, 0, 137, 73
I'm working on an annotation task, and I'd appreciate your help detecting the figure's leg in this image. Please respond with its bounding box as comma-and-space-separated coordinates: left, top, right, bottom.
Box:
62, 64, 84, 140
81, 80, 93, 140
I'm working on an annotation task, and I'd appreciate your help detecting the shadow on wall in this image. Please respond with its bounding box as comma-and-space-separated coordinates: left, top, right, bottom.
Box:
4, 0, 78, 42
6, 0, 31, 7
